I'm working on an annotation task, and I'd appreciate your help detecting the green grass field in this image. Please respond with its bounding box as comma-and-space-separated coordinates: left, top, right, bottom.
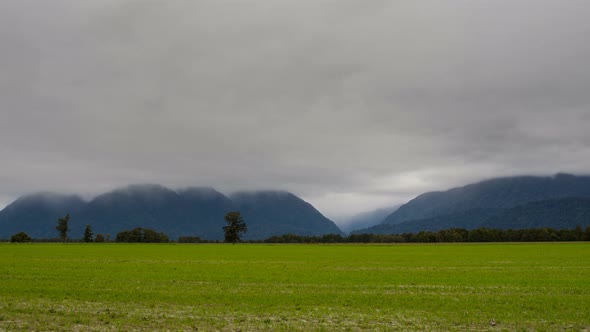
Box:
0, 243, 588, 331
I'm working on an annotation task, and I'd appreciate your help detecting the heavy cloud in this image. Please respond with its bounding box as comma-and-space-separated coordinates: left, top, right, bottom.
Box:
1, 0, 589, 219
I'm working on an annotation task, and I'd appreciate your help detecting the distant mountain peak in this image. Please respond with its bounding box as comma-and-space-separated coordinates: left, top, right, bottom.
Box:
338, 206, 399, 234
90, 184, 180, 203
177, 187, 227, 199
8, 192, 85, 208
228, 189, 342, 238
114, 184, 177, 194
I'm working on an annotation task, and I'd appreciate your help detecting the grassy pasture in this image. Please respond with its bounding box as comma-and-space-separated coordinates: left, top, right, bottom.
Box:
0, 243, 588, 331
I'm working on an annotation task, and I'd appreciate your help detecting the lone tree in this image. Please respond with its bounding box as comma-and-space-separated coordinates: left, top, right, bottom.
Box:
56, 214, 70, 242
223, 211, 247, 243
83, 224, 94, 243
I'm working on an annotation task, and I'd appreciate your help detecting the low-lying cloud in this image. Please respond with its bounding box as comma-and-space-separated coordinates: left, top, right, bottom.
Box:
1, 0, 589, 220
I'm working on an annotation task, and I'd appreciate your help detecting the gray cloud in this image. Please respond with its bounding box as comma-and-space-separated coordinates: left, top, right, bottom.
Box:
1, 0, 590, 219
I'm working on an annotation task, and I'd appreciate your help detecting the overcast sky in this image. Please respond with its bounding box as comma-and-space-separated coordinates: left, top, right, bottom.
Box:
1, 0, 589, 221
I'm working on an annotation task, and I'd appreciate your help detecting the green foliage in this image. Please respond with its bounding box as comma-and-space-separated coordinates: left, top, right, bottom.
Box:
83, 224, 93, 243
260, 226, 590, 243
55, 214, 70, 242
10, 232, 32, 243
177, 236, 205, 243
0, 243, 588, 331
115, 228, 169, 243
94, 234, 105, 242
222, 211, 247, 243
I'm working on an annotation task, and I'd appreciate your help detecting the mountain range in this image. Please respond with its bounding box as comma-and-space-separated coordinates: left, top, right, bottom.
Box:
0, 185, 342, 240
2, 173, 590, 241
354, 173, 590, 234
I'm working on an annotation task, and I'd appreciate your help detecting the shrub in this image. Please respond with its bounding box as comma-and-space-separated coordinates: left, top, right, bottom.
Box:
11, 232, 32, 243
115, 228, 169, 243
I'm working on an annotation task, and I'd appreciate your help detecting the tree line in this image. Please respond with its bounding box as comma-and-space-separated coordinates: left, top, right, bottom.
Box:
262, 227, 590, 243
6, 212, 590, 243
8, 211, 248, 243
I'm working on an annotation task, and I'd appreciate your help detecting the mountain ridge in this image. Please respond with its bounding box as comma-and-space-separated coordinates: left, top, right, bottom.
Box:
355, 173, 590, 234
0, 185, 342, 240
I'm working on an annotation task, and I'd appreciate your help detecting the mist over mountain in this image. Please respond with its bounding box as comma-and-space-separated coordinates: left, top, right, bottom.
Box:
3, 173, 590, 240
382, 173, 590, 225
0, 192, 86, 239
354, 174, 590, 234
337, 207, 399, 234
81, 184, 181, 235
0, 185, 341, 240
